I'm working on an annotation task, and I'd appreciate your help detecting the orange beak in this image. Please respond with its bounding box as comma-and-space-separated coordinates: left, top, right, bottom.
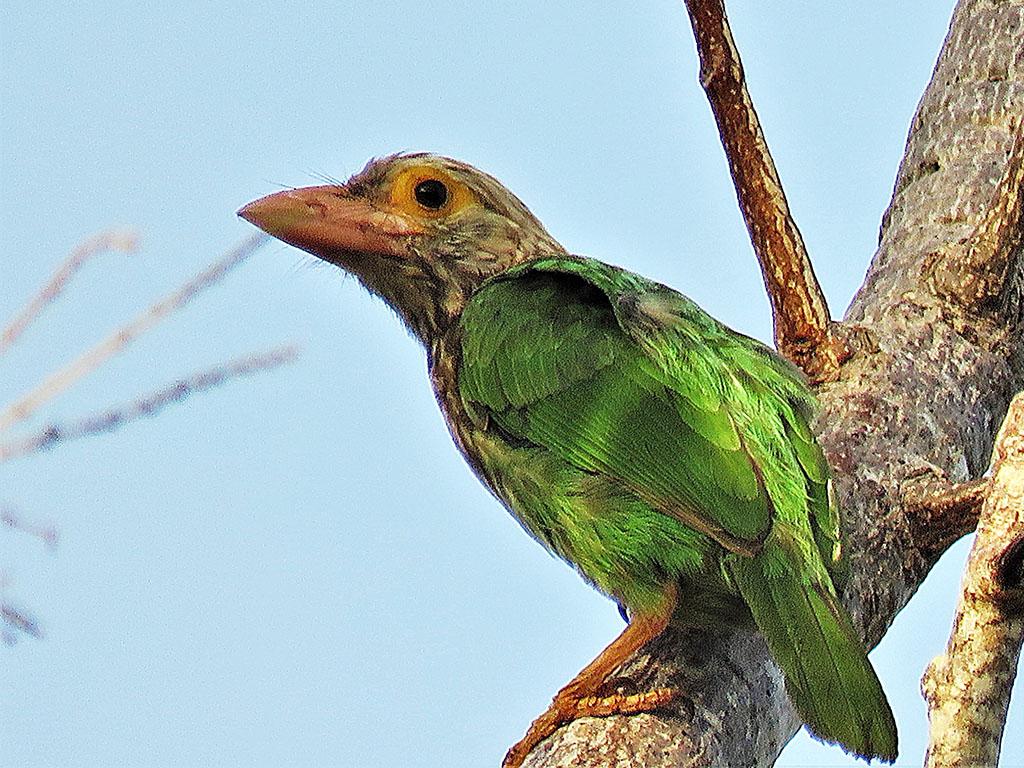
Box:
237, 186, 422, 261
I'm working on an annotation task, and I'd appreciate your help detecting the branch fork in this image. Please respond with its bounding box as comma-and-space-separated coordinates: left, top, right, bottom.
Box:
683, 0, 847, 384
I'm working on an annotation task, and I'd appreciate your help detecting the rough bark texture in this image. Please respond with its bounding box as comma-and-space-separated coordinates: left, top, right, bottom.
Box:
523, 1, 1024, 766
922, 394, 1024, 768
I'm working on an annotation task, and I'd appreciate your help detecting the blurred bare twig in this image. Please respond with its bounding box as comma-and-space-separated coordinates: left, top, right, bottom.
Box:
1, 602, 43, 642
1, 229, 292, 644
2, 506, 59, 548
0, 229, 138, 358
0, 344, 298, 463
0, 231, 270, 434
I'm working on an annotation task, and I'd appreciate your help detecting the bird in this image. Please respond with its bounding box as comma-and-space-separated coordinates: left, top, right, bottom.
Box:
238, 153, 897, 766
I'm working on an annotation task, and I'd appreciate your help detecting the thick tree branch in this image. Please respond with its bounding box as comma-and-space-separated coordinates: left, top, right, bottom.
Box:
926, 116, 1024, 314
525, 2, 1024, 766
922, 392, 1024, 768
682, 0, 847, 384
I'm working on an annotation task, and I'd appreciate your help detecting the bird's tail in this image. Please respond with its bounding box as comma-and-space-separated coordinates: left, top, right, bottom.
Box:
726, 548, 897, 763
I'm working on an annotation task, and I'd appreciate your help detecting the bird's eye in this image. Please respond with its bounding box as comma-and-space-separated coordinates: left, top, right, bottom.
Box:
414, 178, 449, 210
391, 166, 471, 218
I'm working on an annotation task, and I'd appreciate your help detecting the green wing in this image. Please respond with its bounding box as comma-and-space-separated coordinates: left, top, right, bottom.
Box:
528, 257, 838, 563
458, 257, 793, 555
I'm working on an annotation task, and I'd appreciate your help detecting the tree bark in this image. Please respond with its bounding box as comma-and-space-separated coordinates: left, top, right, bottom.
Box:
922, 394, 1024, 768
523, 1, 1024, 765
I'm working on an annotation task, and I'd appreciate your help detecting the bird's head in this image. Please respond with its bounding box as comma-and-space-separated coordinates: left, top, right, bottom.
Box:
239, 153, 566, 341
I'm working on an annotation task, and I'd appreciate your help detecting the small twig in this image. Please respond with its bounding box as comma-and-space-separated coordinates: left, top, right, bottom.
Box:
1, 506, 59, 548
0, 344, 298, 463
922, 392, 1024, 768
904, 477, 990, 566
907, 477, 991, 517
0, 229, 139, 357
0, 602, 43, 640
682, 0, 846, 383
0, 232, 269, 434
0, 572, 43, 641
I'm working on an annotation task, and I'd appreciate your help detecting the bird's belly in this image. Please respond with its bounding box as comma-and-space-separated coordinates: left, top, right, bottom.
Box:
464, 424, 730, 616
430, 350, 735, 617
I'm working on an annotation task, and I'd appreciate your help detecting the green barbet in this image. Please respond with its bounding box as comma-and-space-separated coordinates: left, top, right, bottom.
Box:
239, 153, 897, 765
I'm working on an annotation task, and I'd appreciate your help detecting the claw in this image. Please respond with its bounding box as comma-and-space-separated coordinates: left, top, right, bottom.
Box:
503, 585, 678, 768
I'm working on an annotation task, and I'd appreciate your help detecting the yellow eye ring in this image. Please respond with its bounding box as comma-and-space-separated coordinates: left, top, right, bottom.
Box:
389, 165, 474, 219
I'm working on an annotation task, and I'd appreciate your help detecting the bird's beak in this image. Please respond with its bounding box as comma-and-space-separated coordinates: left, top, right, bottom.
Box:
237, 186, 422, 261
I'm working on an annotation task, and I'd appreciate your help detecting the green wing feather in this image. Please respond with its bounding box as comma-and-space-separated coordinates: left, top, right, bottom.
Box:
519, 256, 845, 580
459, 265, 773, 551
456, 255, 895, 761
728, 549, 897, 761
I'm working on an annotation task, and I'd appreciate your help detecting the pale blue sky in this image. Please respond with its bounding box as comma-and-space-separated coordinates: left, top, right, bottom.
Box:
2, 2, 1019, 766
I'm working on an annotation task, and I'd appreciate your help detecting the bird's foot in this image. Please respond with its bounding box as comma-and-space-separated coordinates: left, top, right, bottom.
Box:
501, 687, 676, 768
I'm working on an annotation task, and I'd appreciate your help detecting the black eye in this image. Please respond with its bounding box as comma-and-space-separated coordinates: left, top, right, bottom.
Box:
414, 178, 449, 210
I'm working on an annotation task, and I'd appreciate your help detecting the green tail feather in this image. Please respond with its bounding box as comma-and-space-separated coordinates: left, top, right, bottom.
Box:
728, 553, 898, 762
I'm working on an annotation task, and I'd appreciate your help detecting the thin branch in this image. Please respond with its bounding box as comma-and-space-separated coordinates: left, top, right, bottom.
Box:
922, 392, 1024, 768
0, 344, 298, 463
0, 232, 269, 434
0, 602, 43, 641
906, 477, 990, 517
904, 477, 990, 566
1, 506, 59, 548
682, 0, 847, 383
0, 229, 138, 358
0, 571, 43, 642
